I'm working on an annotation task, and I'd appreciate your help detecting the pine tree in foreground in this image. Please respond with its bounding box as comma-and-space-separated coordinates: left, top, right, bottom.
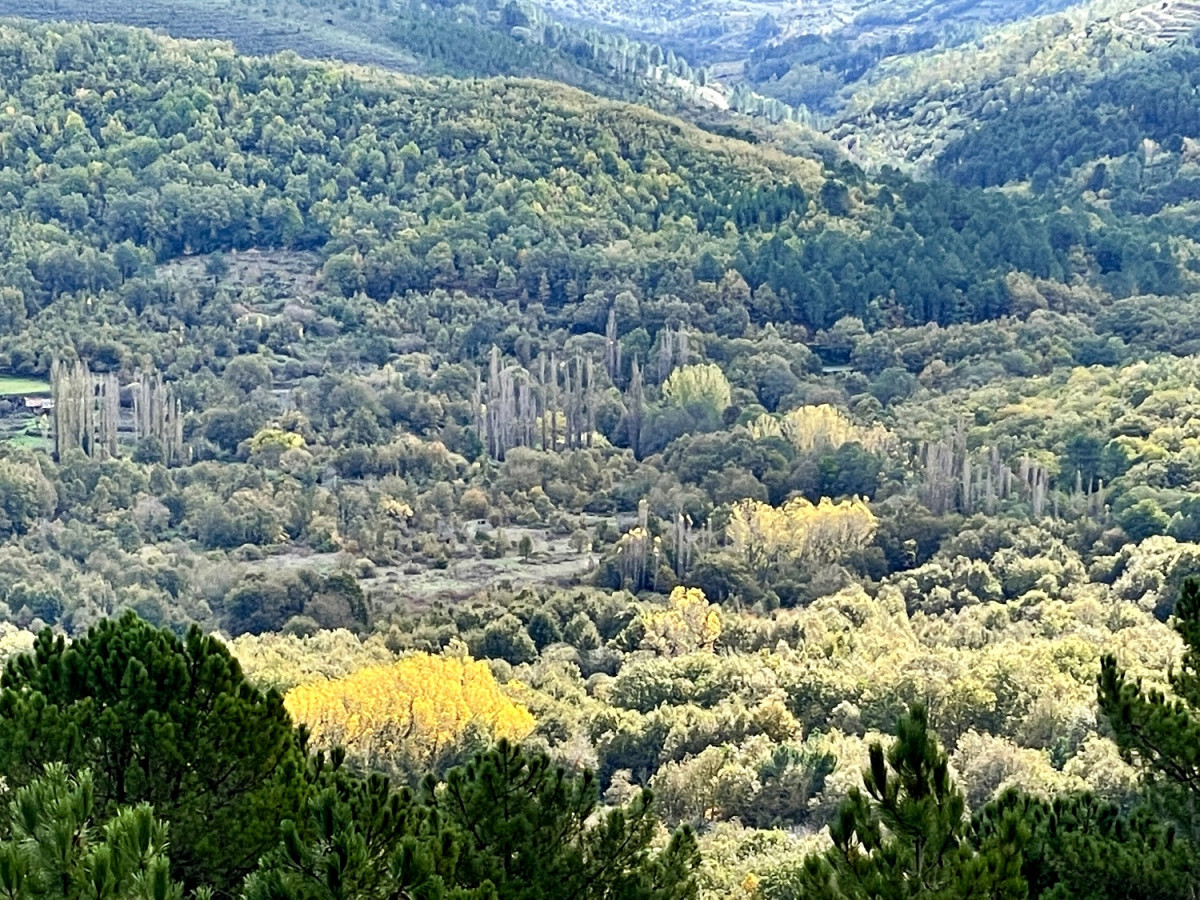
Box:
246, 740, 698, 900
243, 752, 470, 900
0, 763, 201, 900
428, 740, 700, 900
0, 613, 306, 894
1100, 577, 1200, 837
972, 789, 1195, 900
783, 703, 1026, 899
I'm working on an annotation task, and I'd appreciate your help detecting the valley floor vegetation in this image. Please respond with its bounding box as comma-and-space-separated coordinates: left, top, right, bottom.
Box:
0, 10, 1196, 900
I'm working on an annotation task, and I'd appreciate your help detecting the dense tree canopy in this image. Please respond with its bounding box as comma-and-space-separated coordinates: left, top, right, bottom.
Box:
0, 6, 1191, 900
0, 613, 306, 893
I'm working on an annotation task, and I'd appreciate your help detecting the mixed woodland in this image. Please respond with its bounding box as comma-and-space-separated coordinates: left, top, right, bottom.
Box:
0, 1, 1199, 897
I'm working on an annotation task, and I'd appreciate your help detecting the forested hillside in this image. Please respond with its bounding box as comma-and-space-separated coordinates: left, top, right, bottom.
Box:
0, 7, 1197, 900
0, 16, 1174, 370
0, 0, 767, 127
830, 0, 1198, 175
819, 0, 1200, 291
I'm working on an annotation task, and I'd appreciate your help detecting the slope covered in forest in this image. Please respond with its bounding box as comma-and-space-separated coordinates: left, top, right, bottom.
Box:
828, 0, 1188, 173
0, 12, 1199, 900
819, 0, 1200, 266
0, 14, 1177, 387
0, 0, 736, 124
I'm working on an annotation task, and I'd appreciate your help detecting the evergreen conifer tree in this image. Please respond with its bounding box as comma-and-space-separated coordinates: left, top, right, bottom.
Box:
973, 789, 1195, 900
243, 749, 472, 900
428, 740, 699, 900
789, 704, 1025, 899
0, 613, 306, 895
0, 764, 197, 900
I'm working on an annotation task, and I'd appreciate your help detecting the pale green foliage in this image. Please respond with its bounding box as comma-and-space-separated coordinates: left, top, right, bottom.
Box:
1059, 734, 1141, 803
0, 623, 34, 668
661, 363, 731, 413
226, 628, 396, 691
1110, 535, 1200, 618
695, 823, 824, 900
949, 730, 1084, 809
649, 734, 834, 828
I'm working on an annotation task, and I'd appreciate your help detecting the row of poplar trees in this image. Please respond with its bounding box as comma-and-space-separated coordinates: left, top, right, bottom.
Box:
51, 359, 184, 463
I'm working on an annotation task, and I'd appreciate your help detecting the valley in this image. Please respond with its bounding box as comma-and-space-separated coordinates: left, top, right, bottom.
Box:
538, 0, 1085, 57
0, 2, 1190, 898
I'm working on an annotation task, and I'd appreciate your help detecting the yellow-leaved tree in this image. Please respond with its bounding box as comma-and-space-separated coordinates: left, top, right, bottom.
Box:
249, 427, 306, 455
662, 363, 732, 413
284, 653, 535, 775
747, 404, 893, 455
638, 586, 722, 656
726, 496, 877, 575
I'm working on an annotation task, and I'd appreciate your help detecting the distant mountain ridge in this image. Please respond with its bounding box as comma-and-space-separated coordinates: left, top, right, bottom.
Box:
535, 0, 1085, 59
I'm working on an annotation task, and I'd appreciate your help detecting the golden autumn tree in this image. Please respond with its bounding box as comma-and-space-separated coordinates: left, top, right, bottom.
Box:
747, 404, 893, 455
284, 653, 535, 775
638, 586, 722, 656
662, 362, 732, 413
726, 496, 877, 576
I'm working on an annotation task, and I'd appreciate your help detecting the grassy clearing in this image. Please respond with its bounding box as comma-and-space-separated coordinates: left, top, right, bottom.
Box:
4, 433, 50, 451
0, 376, 50, 395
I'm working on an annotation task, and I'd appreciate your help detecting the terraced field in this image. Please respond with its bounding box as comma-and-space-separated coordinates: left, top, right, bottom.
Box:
1114, 0, 1200, 41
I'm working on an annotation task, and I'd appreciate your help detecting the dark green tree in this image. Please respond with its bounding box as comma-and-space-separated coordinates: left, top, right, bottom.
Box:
525, 610, 562, 650
784, 704, 1026, 899
476, 615, 538, 666
0, 763, 195, 900
972, 789, 1196, 900
0, 614, 306, 895
1100, 577, 1200, 833
1117, 498, 1170, 543
427, 741, 699, 900
244, 750, 480, 900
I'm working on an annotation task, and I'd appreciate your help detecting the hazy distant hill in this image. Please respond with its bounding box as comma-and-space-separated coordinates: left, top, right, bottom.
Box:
826, 0, 1158, 168
538, 0, 1082, 57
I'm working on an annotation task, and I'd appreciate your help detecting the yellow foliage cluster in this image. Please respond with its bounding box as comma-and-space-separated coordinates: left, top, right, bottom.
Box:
662, 363, 732, 412
380, 497, 415, 520
747, 404, 893, 455
284, 653, 535, 772
727, 496, 877, 573
248, 427, 306, 454
639, 586, 722, 656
